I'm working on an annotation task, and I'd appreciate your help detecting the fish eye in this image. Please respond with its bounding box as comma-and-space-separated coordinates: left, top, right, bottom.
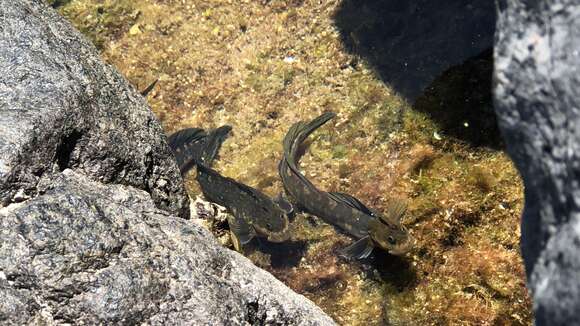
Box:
387, 236, 396, 245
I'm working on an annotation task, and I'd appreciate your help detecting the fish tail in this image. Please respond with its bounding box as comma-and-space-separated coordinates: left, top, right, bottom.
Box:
282, 122, 305, 168
200, 125, 232, 167
167, 128, 207, 174
167, 125, 231, 175
283, 112, 336, 168
167, 128, 206, 151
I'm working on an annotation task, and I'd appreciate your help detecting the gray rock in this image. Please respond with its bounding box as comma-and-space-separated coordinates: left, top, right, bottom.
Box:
494, 1, 580, 324
0, 0, 189, 218
0, 170, 334, 325
0, 1, 335, 324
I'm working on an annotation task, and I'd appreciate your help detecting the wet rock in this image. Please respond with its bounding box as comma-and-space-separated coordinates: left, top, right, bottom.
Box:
0, 0, 189, 218
0, 170, 335, 325
494, 1, 580, 324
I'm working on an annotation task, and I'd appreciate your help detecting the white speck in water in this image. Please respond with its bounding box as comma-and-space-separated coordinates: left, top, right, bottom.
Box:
464, 122, 469, 127
283, 56, 296, 64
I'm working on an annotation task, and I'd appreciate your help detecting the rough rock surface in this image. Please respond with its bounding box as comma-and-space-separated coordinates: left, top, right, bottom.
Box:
0, 170, 334, 325
494, 1, 580, 324
0, 0, 189, 218
0, 1, 335, 325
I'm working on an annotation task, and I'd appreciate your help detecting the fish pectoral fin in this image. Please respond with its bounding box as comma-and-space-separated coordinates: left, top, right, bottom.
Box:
339, 236, 374, 260
328, 192, 374, 215
227, 215, 255, 251
274, 192, 294, 215
230, 230, 243, 252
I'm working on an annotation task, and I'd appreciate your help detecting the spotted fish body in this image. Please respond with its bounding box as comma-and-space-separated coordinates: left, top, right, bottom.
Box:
279, 112, 412, 258
167, 126, 291, 251
196, 163, 290, 246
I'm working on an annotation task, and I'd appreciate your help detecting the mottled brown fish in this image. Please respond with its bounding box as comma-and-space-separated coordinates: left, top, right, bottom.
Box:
168, 126, 291, 251
278, 112, 412, 259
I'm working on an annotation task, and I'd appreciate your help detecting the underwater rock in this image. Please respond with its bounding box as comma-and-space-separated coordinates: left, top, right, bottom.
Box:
0, 0, 188, 218
0, 1, 335, 324
494, 1, 580, 325
0, 170, 335, 325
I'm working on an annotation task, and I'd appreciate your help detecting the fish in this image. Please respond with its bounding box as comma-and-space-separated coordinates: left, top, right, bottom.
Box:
278, 112, 413, 259
167, 126, 232, 174
167, 126, 292, 251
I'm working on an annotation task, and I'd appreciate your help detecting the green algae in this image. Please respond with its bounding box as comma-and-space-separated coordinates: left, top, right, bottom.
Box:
60, 0, 139, 50
58, 0, 531, 324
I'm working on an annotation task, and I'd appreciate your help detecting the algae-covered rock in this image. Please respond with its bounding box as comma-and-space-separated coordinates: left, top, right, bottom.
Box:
494, 0, 580, 324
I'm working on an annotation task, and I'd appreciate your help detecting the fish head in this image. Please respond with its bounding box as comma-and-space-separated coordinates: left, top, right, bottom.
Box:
251, 208, 291, 243
368, 219, 412, 255
368, 200, 413, 255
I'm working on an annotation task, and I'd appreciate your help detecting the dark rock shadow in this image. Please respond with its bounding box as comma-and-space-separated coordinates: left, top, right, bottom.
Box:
414, 48, 503, 149
333, 1, 501, 148
362, 250, 417, 291
253, 239, 308, 269
333, 0, 496, 101
48, 0, 72, 8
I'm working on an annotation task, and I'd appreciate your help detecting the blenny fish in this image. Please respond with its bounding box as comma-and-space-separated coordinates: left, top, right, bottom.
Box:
278, 112, 412, 259
168, 126, 292, 251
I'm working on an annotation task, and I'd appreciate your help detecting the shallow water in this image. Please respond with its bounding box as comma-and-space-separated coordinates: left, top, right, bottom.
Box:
59, 0, 531, 324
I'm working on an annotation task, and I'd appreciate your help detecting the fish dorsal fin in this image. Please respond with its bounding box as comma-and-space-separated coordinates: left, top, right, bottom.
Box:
328, 192, 375, 216
339, 236, 374, 260
227, 214, 256, 252
201, 125, 232, 167
381, 200, 407, 226
196, 164, 269, 207
233, 179, 271, 204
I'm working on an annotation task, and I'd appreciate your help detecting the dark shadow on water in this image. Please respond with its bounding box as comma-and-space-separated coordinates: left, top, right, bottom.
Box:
333, 0, 495, 101
362, 250, 417, 291
253, 239, 308, 269
414, 48, 503, 149
49, 0, 72, 8
333, 0, 502, 148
